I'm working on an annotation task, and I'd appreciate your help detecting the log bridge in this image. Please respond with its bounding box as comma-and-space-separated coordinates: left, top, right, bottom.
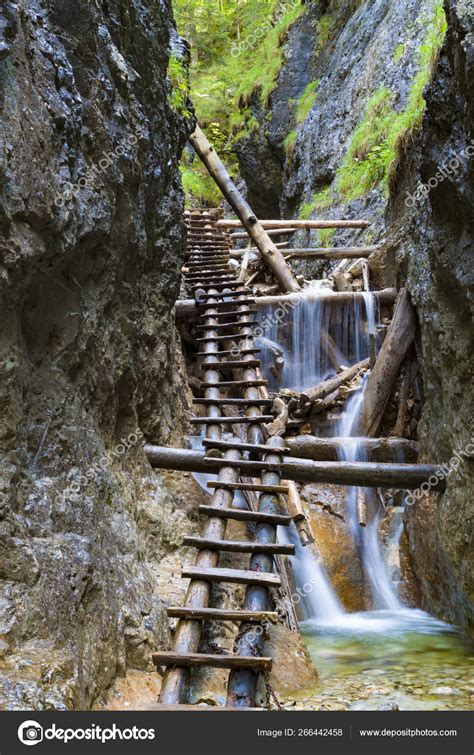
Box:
145, 209, 447, 712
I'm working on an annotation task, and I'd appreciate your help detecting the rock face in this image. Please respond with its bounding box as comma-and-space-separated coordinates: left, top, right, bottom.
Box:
385, 0, 474, 631
0, 0, 194, 709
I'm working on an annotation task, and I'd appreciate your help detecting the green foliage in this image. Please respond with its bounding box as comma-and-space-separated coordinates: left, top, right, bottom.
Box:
167, 54, 192, 117
393, 42, 406, 63
180, 164, 222, 208
318, 228, 336, 248
283, 129, 298, 156
336, 0, 447, 201
315, 12, 334, 53
296, 80, 320, 123
299, 186, 334, 219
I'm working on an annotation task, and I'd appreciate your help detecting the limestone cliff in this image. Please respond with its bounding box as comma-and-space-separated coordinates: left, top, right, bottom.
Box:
0, 0, 195, 709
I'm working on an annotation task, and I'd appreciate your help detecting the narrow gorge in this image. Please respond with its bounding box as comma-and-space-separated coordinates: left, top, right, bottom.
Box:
0, 0, 472, 718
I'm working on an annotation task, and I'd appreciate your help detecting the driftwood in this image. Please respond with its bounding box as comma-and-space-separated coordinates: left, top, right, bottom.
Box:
282, 359, 369, 418
358, 289, 416, 436
265, 397, 289, 436
285, 480, 314, 546
189, 127, 300, 293
285, 435, 419, 463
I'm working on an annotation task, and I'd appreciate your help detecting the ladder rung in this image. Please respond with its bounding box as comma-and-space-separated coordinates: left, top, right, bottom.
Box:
183, 566, 281, 587
197, 310, 257, 320
152, 651, 272, 671
194, 321, 258, 331
183, 537, 295, 555
192, 397, 269, 406
199, 505, 292, 526
207, 481, 289, 494
196, 334, 254, 342
201, 359, 261, 369
203, 456, 282, 472
166, 606, 280, 622
202, 439, 289, 454
190, 416, 274, 425
196, 349, 261, 357
199, 379, 268, 387
196, 289, 250, 299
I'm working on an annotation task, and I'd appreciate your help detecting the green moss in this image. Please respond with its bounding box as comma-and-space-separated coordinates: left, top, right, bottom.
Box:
315, 12, 334, 54
180, 164, 221, 208
167, 54, 192, 117
299, 186, 334, 219
318, 228, 336, 248
296, 80, 320, 123
393, 42, 406, 63
283, 129, 298, 156
336, 0, 447, 201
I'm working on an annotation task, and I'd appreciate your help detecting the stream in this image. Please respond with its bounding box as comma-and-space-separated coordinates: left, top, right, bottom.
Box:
258, 289, 474, 710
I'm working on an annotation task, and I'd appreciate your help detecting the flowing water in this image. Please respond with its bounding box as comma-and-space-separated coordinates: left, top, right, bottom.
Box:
257, 290, 474, 710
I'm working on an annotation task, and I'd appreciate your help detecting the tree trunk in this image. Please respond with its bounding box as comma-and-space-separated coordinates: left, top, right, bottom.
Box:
285, 435, 420, 462
358, 289, 416, 436
189, 126, 300, 293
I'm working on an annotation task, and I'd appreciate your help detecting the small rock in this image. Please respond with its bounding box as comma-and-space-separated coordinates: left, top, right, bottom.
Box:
429, 686, 456, 696
377, 702, 400, 711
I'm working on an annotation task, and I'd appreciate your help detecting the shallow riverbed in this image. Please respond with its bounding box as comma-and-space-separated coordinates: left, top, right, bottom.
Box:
283, 609, 474, 711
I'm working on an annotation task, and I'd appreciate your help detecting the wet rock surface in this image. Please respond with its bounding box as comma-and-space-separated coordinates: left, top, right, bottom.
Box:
0, 0, 194, 709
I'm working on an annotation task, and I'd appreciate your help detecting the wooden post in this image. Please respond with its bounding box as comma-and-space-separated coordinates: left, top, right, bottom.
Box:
188, 126, 301, 293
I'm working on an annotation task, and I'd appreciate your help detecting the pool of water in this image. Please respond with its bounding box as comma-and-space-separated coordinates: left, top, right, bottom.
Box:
285, 609, 474, 710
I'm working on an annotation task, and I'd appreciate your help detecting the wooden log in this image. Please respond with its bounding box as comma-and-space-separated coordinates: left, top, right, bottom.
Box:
356, 490, 367, 527
183, 537, 295, 555
285, 480, 314, 546
282, 246, 378, 259
182, 567, 281, 588
189, 126, 300, 293
282, 358, 369, 406
174, 289, 398, 320
153, 652, 272, 671
144, 445, 445, 490
199, 505, 292, 526
231, 228, 296, 239
285, 435, 419, 462
359, 289, 416, 436
206, 481, 289, 494
166, 607, 279, 622
218, 219, 371, 230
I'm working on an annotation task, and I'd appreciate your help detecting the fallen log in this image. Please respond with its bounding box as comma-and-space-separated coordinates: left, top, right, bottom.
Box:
217, 219, 371, 230
282, 246, 378, 259
359, 289, 416, 436
189, 126, 300, 293
285, 435, 419, 463
282, 358, 369, 407
285, 480, 314, 546
144, 444, 446, 491
174, 288, 398, 321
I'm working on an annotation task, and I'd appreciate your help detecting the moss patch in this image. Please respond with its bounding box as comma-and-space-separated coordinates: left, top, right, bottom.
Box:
296, 80, 320, 123
299, 186, 334, 219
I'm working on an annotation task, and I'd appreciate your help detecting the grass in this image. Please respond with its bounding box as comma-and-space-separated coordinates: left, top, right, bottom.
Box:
315, 12, 334, 54
318, 228, 337, 248
180, 164, 221, 207
393, 42, 406, 63
283, 129, 298, 156
336, 0, 447, 201
296, 80, 320, 123
299, 186, 334, 219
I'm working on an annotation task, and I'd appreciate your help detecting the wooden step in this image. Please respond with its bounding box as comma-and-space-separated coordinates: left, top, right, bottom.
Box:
183, 536, 295, 555
193, 281, 242, 291
194, 321, 258, 331
196, 289, 250, 300
200, 359, 261, 369
152, 651, 272, 671
193, 397, 270, 406
196, 334, 254, 342
197, 310, 257, 320
199, 505, 292, 526
166, 606, 280, 622
207, 480, 289, 494
182, 566, 281, 588
202, 439, 290, 454
203, 456, 283, 472
199, 379, 267, 387
190, 415, 273, 425
196, 348, 261, 357
197, 299, 256, 310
